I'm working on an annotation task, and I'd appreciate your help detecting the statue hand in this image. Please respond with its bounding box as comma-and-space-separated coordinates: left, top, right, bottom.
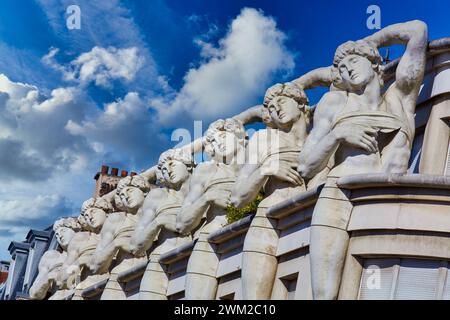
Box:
205, 188, 231, 209
333, 124, 378, 153
261, 160, 304, 186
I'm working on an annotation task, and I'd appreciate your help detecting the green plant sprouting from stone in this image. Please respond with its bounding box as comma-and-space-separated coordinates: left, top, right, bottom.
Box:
226, 193, 264, 224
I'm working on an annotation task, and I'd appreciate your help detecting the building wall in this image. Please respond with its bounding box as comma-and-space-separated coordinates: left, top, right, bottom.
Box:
99, 41, 450, 301
23, 38, 450, 300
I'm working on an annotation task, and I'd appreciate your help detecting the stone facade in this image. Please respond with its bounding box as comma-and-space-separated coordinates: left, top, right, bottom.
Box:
3, 21, 450, 300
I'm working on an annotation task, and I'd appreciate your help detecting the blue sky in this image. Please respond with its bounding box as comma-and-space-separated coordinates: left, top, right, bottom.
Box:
0, 0, 448, 260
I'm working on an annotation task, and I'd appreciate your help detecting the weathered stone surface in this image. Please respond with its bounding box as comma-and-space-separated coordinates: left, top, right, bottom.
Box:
18, 23, 450, 301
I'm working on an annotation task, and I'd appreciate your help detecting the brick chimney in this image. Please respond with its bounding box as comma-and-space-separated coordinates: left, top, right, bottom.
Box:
93, 165, 128, 197
101, 165, 109, 175
0, 260, 9, 284
92, 165, 143, 197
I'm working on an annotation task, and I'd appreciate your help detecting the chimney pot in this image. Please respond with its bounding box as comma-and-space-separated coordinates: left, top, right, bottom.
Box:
101, 165, 109, 175
121, 170, 128, 177
111, 168, 119, 176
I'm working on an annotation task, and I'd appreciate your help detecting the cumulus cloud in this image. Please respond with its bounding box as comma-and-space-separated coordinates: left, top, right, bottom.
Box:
43, 46, 145, 88
0, 85, 161, 260
37, 0, 146, 50
0, 7, 297, 260
0, 74, 95, 181
0, 74, 164, 259
66, 91, 169, 166
36, 0, 164, 94
0, 194, 73, 223
0, 194, 75, 258
151, 8, 295, 124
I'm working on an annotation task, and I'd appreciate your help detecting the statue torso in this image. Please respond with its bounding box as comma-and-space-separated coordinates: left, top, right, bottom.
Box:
328, 87, 412, 177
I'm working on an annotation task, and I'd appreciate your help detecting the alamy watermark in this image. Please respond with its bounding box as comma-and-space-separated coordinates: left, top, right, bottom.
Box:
66, 5, 81, 30
366, 5, 381, 30
362, 265, 382, 292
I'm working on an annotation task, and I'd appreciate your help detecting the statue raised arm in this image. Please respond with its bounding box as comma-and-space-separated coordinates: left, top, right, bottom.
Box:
297, 20, 428, 300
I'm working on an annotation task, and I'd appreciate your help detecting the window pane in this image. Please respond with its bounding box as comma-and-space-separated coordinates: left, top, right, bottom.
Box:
443, 267, 450, 300
395, 259, 441, 300
359, 259, 397, 300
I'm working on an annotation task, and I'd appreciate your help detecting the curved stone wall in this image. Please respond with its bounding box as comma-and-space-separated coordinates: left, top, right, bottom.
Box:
5, 32, 450, 301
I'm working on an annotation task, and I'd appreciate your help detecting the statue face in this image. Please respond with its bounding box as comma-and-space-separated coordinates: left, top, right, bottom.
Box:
83, 208, 107, 231
267, 96, 301, 129
117, 186, 145, 212
161, 160, 190, 187
55, 227, 76, 248
338, 54, 375, 91
205, 131, 240, 162
78, 214, 89, 231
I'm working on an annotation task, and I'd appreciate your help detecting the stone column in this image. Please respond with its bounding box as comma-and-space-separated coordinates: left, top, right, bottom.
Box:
419, 49, 450, 175
22, 230, 53, 295
4, 242, 30, 300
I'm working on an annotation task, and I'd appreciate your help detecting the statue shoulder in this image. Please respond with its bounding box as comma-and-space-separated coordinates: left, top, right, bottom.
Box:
193, 162, 216, 178
147, 187, 167, 199
104, 211, 126, 226
68, 232, 90, 248
40, 250, 63, 265
247, 128, 272, 146
142, 187, 168, 210
314, 91, 347, 120
318, 91, 347, 107
75, 231, 90, 239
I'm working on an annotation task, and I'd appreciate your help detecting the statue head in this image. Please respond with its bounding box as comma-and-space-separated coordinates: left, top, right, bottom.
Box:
157, 149, 194, 189
263, 83, 311, 129
332, 40, 383, 92
204, 118, 247, 164
79, 197, 114, 233
53, 217, 82, 249
114, 175, 151, 214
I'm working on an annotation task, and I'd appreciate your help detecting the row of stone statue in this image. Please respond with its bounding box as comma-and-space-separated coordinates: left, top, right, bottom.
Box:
30, 20, 428, 300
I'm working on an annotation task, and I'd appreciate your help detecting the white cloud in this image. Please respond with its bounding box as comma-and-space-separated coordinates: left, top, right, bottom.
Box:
0, 194, 71, 223
0, 7, 298, 260
36, 0, 164, 95
41, 48, 76, 82
66, 91, 168, 166
0, 75, 167, 260
0, 194, 75, 260
0, 74, 95, 181
36, 0, 146, 50
151, 8, 295, 124
0, 74, 129, 259
43, 46, 145, 88
186, 14, 220, 42
0, 74, 94, 259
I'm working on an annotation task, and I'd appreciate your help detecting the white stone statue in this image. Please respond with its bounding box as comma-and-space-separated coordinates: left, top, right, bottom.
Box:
90, 175, 151, 275
230, 83, 312, 299
42, 217, 83, 299
29, 250, 67, 300
129, 149, 195, 299
59, 196, 114, 288
54, 195, 117, 300
175, 118, 247, 300
296, 20, 428, 299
